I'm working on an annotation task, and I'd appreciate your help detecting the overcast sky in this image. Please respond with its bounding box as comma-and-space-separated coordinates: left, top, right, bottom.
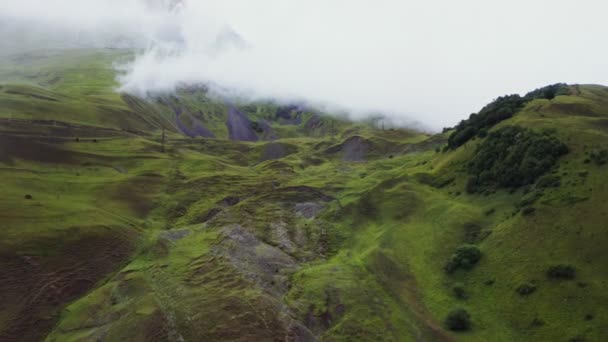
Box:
1, 0, 607, 130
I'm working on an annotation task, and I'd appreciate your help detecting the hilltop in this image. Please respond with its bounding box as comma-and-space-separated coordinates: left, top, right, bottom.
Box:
0, 49, 607, 342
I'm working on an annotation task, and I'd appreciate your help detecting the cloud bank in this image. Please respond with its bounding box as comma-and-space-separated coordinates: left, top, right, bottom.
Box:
1, 0, 608, 129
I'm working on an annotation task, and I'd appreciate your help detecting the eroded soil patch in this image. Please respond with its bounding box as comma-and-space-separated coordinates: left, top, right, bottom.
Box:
0, 226, 137, 341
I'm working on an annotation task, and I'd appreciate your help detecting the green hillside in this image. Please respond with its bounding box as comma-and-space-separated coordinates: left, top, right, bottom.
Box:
1, 50, 607, 342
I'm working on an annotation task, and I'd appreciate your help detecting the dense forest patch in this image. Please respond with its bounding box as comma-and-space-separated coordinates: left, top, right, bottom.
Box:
466, 126, 568, 191
447, 83, 570, 149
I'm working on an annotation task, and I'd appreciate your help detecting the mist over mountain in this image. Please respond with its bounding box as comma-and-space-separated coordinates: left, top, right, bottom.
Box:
2, 0, 608, 129
2, 2, 608, 341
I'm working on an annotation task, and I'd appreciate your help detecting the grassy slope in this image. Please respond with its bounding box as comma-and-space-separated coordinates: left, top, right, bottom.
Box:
1, 50, 607, 341
412, 85, 608, 341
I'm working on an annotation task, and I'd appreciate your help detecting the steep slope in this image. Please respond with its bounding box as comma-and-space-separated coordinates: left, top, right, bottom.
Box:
1, 49, 607, 342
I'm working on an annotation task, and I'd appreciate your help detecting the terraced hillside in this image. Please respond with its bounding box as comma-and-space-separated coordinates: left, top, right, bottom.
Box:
1, 50, 607, 341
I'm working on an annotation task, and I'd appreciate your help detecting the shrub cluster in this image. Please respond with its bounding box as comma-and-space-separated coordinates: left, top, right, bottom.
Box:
518, 191, 543, 208
516, 282, 537, 296
250, 121, 264, 133
355, 192, 377, 220
524, 83, 570, 100
589, 149, 608, 166
448, 95, 525, 149
521, 207, 536, 216
536, 174, 562, 188
415, 173, 455, 189
445, 244, 481, 274
447, 84, 569, 149
452, 283, 468, 299
531, 318, 545, 327
467, 126, 568, 190
445, 309, 471, 331
547, 265, 576, 279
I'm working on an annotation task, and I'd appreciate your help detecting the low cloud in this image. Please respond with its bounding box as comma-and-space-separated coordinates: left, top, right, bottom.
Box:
2, 0, 608, 130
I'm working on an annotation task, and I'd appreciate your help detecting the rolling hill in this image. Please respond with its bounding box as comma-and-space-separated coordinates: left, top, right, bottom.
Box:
1, 49, 607, 342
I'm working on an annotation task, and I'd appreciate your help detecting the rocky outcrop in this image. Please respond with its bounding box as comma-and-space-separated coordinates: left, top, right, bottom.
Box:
226, 106, 259, 141
326, 136, 373, 162
171, 104, 216, 138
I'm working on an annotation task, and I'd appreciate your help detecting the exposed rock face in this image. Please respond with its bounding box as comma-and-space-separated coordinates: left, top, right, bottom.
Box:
172, 105, 216, 138
304, 115, 324, 131
341, 136, 371, 161
262, 142, 287, 160
256, 120, 278, 140
214, 225, 297, 295
294, 202, 325, 219
326, 136, 373, 162
159, 229, 191, 242
226, 106, 259, 141
275, 105, 304, 125
261, 142, 297, 161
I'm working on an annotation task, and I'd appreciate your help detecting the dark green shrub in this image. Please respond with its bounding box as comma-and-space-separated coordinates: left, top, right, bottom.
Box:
452, 283, 468, 299
24, 194, 33, 200
547, 265, 576, 279
445, 309, 471, 331
531, 318, 545, 327
250, 121, 264, 133
445, 244, 482, 273
554, 85, 572, 97
589, 149, 608, 165
448, 95, 524, 149
358, 193, 375, 215
518, 191, 543, 208
516, 282, 537, 296
524, 83, 570, 100
468, 126, 568, 189
465, 177, 478, 194
449, 125, 477, 148
446, 84, 569, 149
434, 177, 456, 188
536, 174, 561, 188
415, 173, 434, 185
521, 207, 536, 216
463, 223, 482, 243
415, 173, 454, 189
